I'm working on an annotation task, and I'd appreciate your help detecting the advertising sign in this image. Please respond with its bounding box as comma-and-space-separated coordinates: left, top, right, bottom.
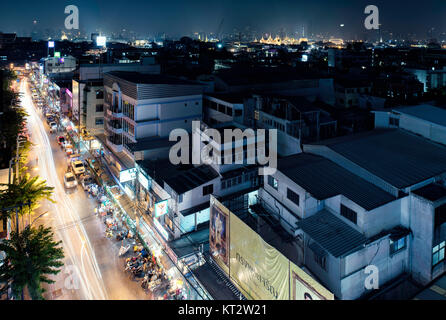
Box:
229, 212, 290, 300
54, 51, 61, 58
209, 196, 230, 274
138, 171, 150, 190
289, 263, 334, 300
48, 41, 55, 48
153, 217, 169, 241
119, 168, 137, 183
209, 196, 334, 300
154, 200, 168, 218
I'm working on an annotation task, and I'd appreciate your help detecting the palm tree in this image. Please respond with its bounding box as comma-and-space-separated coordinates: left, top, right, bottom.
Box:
0, 175, 55, 230
0, 225, 64, 299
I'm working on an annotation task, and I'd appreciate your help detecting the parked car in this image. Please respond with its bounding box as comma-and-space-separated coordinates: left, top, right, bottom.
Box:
81, 174, 95, 190
64, 172, 78, 189
71, 160, 86, 175
57, 135, 66, 147
46, 115, 55, 124
49, 122, 57, 133
64, 144, 74, 156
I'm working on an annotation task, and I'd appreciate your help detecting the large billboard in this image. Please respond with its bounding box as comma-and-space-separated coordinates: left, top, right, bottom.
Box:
209, 196, 334, 300
289, 263, 333, 300
209, 196, 230, 274
230, 212, 290, 300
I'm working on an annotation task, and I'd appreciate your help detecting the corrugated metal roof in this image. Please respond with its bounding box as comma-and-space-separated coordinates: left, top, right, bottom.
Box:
165, 165, 219, 195
298, 210, 367, 258
395, 105, 446, 127
278, 154, 396, 210
322, 129, 446, 188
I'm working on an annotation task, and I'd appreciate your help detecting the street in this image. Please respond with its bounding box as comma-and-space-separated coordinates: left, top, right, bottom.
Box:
21, 78, 151, 300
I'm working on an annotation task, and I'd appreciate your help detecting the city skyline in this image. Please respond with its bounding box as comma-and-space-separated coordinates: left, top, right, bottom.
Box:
1, 0, 445, 40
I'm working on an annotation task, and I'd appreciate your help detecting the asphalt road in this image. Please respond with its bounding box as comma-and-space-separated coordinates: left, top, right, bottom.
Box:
21, 78, 151, 300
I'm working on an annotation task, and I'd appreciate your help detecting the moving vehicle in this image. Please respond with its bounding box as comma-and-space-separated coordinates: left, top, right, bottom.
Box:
71, 160, 86, 175
64, 172, 78, 189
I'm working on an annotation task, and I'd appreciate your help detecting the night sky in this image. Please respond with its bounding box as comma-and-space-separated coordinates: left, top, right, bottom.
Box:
1, 0, 445, 38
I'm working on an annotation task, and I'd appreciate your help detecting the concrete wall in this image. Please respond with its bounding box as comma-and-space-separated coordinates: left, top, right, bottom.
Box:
409, 193, 434, 285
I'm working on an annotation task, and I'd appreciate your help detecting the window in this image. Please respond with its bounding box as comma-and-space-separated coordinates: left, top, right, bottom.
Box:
268, 176, 278, 190
221, 181, 226, 189
389, 117, 399, 127
95, 104, 104, 112
95, 117, 104, 125
203, 184, 213, 196
340, 204, 357, 224
287, 188, 300, 206
96, 90, 104, 99
390, 236, 406, 254
433, 241, 445, 266
178, 194, 183, 203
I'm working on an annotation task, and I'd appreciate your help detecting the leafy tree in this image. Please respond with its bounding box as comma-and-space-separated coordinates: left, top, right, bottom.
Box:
0, 175, 55, 227
0, 69, 27, 168
0, 225, 64, 299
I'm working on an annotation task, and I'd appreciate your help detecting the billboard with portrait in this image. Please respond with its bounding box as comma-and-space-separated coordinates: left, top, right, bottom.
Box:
209, 196, 334, 300
289, 262, 334, 300
209, 196, 230, 274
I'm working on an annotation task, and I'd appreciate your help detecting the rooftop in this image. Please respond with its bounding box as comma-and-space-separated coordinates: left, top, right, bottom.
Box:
308, 129, 446, 189
298, 209, 367, 258
105, 71, 202, 86
138, 159, 219, 195
127, 136, 176, 152
278, 153, 396, 210
205, 92, 249, 104
394, 104, 446, 128
412, 183, 446, 202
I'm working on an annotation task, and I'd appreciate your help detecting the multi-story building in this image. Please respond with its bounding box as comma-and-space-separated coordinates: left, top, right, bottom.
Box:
406, 66, 446, 92
102, 71, 204, 180
253, 94, 337, 156
248, 128, 446, 299
335, 78, 372, 108
72, 62, 161, 135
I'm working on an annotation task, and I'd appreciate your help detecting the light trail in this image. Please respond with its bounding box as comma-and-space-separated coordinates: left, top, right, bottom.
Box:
21, 79, 108, 300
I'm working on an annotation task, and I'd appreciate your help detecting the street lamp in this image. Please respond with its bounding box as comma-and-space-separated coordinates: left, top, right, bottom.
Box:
30, 212, 48, 227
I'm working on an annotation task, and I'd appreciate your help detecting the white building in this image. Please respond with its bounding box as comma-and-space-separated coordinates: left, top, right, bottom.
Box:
373, 104, 446, 146
296, 129, 446, 297
72, 62, 161, 135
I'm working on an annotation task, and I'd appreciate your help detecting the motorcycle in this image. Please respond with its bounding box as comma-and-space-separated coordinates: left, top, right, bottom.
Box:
118, 243, 131, 257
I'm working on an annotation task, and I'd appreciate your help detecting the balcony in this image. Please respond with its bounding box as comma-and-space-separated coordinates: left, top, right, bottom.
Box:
106, 133, 123, 153
105, 104, 123, 118
106, 119, 122, 134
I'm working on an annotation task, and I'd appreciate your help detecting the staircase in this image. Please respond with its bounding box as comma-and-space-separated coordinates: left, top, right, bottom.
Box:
203, 253, 247, 300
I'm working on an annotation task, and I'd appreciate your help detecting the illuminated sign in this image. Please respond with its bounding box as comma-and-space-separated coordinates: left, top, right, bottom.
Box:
59, 57, 65, 64
153, 217, 169, 240
54, 52, 61, 58
154, 200, 168, 218
138, 171, 149, 190
48, 41, 55, 48
96, 36, 107, 47
210, 196, 334, 300
119, 168, 137, 183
